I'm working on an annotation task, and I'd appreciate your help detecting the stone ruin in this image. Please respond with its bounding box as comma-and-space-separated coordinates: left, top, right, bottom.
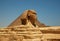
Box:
8, 10, 46, 27
0, 10, 60, 41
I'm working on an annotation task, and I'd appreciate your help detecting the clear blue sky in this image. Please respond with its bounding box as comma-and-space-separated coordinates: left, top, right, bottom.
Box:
0, 0, 60, 27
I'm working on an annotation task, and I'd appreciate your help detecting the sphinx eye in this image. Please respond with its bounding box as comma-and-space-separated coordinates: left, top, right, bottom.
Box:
33, 12, 36, 15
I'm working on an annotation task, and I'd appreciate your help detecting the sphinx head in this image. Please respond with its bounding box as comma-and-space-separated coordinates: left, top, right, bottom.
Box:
27, 10, 37, 24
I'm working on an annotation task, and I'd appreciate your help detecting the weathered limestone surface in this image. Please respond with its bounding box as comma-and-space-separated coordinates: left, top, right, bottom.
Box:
0, 10, 60, 41
0, 26, 60, 41
0, 26, 42, 41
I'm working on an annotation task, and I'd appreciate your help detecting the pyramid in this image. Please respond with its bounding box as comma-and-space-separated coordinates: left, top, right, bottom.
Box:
8, 10, 46, 27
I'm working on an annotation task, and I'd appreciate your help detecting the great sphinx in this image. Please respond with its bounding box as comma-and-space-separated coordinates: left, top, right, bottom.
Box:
8, 10, 46, 27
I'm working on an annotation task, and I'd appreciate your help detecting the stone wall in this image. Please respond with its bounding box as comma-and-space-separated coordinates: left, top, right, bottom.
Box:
0, 26, 60, 41
0, 26, 42, 41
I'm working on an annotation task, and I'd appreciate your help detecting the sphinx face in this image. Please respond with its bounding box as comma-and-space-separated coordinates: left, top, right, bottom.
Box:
28, 11, 37, 20
27, 10, 37, 23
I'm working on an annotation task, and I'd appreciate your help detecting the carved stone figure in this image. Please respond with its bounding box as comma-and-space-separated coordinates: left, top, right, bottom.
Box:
8, 10, 46, 27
